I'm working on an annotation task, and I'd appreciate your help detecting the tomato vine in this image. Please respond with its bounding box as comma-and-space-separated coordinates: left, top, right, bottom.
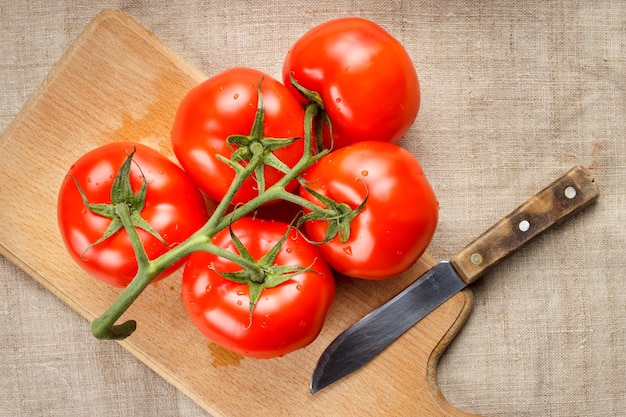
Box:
61, 18, 437, 349
89, 81, 360, 340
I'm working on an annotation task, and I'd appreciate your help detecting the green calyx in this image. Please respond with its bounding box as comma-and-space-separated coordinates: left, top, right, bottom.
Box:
217, 222, 313, 328
288, 72, 333, 152
298, 183, 368, 244
220, 77, 301, 196
289, 72, 323, 109
72, 147, 167, 257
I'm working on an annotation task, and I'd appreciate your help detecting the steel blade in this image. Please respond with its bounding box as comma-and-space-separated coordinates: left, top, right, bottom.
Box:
310, 261, 466, 393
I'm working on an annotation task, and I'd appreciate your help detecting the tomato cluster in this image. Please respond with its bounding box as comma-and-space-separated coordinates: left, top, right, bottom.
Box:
57, 18, 438, 358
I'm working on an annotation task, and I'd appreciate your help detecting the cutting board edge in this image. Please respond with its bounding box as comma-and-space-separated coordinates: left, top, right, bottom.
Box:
0, 8, 204, 151
0, 241, 99, 324
427, 288, 480, 417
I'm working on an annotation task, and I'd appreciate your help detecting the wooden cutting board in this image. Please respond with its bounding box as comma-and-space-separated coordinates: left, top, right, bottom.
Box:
0, 9, 477, 417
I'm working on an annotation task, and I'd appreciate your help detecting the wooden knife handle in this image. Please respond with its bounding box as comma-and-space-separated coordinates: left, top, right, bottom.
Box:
450, 166, 599, 284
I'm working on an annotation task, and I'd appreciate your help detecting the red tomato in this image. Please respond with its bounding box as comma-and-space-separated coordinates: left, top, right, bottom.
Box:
57, 142, 209, 287
171, 67, 305, 205
299, 141, 438, 279
282, 17, 420, 149
181, 217, 335, 358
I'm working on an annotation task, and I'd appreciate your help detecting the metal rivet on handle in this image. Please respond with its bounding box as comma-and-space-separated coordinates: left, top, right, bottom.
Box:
470, 252, 483, 265
519, 220, 530, 232
564, 186, 577, 199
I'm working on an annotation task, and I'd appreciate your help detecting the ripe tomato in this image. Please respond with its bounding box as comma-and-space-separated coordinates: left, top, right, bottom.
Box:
57, 142, 209, 287
282, 17, 420, 149
299, 141, 438, 279
171, 67, 305, 205
181, 217, 335, 358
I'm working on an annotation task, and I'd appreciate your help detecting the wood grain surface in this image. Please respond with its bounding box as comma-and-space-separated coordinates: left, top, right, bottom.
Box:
0, 9, 476, 416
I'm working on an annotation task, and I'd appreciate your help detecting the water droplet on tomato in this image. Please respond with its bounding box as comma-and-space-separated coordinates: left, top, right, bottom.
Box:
285, 247, 293, 253
237, 300, 243, 305
343, 246, 353, 256
237, 290, 245, 296
260, 321, 267, 329
233, 93, 239, 99
205, 285, 212, 293
299, 321, 307, 327
361, 170, 369, 177
335, 97, 342, 103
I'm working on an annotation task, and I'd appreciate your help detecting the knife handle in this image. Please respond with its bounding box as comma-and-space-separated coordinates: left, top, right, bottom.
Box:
450, 165, 598, 284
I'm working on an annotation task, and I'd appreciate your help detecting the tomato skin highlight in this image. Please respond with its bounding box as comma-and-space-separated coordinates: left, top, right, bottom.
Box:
282, 17, 420, 149
181, 218, 335, 359
57, 142, 209, 287
171, 67, 305, 205
299, 141, 438, 279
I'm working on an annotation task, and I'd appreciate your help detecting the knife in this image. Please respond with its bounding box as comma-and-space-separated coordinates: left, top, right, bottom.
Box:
311, 165, 598, 393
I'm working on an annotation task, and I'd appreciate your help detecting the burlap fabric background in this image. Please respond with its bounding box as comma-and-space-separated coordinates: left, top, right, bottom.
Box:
1, 1, 624, 416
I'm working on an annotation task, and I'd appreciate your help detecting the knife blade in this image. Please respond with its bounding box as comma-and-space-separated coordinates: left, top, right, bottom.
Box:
311, 165, 598, 393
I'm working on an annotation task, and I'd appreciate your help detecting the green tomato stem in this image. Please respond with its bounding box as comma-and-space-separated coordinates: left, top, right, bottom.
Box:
115, 203, 150, 267
90, 99, 339, 340
90, 202, 168, 339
